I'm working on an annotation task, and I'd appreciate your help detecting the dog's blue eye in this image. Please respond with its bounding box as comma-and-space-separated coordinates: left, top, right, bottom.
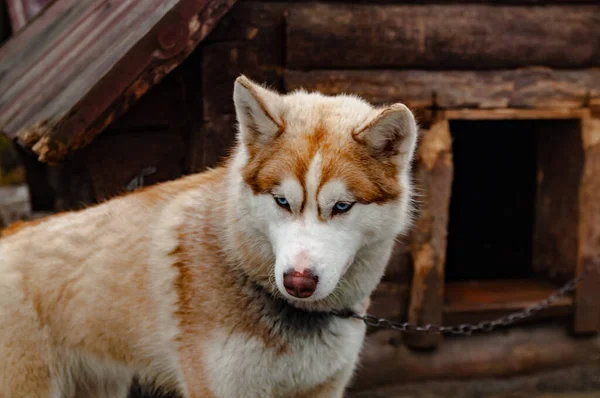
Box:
332, 201, 353, 215
274, 196, 290, 210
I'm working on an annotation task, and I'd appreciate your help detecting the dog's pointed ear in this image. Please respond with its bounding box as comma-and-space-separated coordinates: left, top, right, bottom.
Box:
233, 75, 283, 149
353, 104, 418, 167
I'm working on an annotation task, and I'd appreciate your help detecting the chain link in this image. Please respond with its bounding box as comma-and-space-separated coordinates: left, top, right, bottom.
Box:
335, 263, 595, 336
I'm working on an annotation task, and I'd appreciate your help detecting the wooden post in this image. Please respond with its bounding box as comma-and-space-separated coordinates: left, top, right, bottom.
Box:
405, 113, 453, 349
575, 106, 600, 334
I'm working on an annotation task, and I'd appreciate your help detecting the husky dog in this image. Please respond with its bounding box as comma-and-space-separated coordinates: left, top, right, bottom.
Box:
0, 76, 417, 398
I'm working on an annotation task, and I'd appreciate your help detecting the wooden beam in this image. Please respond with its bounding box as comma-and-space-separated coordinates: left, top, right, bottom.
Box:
352, 325, 600, 392
445, 108, 590, 120
575, 108, 600, 334
349, 365, 600, 398
254, 0, 600, 3
0, 0, 236, 163
533, 119, 584, 280
444, 279, 573, 326
284, 69, 600, 110
201, 2, 286, 121
405, 114, 453, 349
286, 4, 600, 69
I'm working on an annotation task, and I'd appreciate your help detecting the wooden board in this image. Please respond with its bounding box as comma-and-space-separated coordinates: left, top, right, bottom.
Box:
533, 120, 584, 279
349, 365, 600, 398
444, 279, 573, 326
286, 4, 600, 69
284, 69, 600, 110
0, 0, 236, 163
5, 0, 50, 32
381, 240, 412, 284
405, 115, 453, 349
201, 2, 286, 121
353, 325, 600, 391
575, 110, 600, 334
254, 0, 600, 3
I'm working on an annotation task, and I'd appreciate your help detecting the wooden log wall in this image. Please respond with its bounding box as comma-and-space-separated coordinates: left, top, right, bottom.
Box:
285, 4, 600, 70
190, 0, 600, 347
3, 0, 595, 394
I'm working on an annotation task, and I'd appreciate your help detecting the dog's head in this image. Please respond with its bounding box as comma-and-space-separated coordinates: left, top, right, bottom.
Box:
229, 76, 417, 309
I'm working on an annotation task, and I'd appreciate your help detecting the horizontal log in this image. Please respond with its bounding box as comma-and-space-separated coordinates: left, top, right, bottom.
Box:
255, 0, 599, 3
284, 69, 600, 109
286, 4, 600, 69
349, 365, 600, 397
351, 324, 600, 391
202, 2, 286, 120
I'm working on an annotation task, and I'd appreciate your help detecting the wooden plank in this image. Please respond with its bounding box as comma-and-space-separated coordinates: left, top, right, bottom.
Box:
381, 241, 412, 284
0, 0, 236, 163
83, 131, 186, 201
353, 325, 600, 391
201, 2, 285, 121
284, 69, 600, 110
445, 108, 590, 120
444, 279, 573, 326
188, 114, 237, 172
286, 4, 600, 70
575, 111, 600, 334
405, 115, 453, 349
533, 119, 584, 279
5, 0, 51, 32
254, 0, 600, 3
368, 282, 410, 328
349, 366, 600, 398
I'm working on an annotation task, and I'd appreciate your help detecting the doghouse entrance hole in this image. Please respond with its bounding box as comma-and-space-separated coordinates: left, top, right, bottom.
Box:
445, 120, 538, 282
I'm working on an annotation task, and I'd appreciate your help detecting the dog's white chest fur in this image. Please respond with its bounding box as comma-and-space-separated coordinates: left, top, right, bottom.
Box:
203, 318, 365, 398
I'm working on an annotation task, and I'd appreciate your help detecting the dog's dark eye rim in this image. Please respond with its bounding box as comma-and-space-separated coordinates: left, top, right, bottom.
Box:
332, 201, 355, 216
273, 195, 291, 211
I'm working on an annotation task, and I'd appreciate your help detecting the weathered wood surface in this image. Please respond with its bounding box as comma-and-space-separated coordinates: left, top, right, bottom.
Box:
255, 0, 600, 3
351, 325, 600, 391
575, 108, 600, 333
405, 116, 453, 349
201, 2, 285, 121
286, 4, 600, 69
284, 69, 600, 110
381, 240, 412, 284
189, 114, 237, 173
5, 0, 50, 32
368, 282, 410, 328
445, 108, 590, 120
0, 0, 236, 163
444, 279, 573, 326
533, 120, 584, 279
349, 365, 600, 398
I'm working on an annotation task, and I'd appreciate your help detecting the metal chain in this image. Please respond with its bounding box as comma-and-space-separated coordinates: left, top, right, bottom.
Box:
336, 263, 595, 336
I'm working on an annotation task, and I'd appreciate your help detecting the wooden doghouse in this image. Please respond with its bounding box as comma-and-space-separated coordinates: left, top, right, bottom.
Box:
2, 0, 600, 395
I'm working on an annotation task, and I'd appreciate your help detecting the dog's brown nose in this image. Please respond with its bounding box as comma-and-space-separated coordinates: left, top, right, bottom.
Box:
283, 270, 318, 298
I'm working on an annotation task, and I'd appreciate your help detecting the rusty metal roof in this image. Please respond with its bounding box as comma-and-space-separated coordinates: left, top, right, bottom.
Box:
0, 0, 236, 163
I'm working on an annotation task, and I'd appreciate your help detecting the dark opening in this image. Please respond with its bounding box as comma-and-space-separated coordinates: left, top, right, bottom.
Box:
445, 120, 538, 282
